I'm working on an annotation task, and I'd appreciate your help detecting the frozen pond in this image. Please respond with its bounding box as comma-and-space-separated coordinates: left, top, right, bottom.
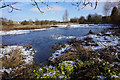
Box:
1, 24, 111, 64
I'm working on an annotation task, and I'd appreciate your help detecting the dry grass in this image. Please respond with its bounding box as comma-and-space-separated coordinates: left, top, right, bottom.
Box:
2, 49, 25, 69
51, 45, 95, 63
0, 25, 51, 31
1, 47, 38, 79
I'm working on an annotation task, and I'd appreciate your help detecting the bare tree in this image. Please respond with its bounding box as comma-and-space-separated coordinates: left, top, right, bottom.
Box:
63, 9, 68, 22
104, 2, 111, 16
118, 2, 120, 14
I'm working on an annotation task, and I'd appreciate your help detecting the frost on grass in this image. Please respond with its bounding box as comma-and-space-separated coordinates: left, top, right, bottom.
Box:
0, 45, 36, 75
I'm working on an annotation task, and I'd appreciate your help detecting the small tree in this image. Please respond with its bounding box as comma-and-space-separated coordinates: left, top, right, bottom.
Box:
2, 21, 7, 25
8, 20, 13, 24
70, 18, 79, 23
93, 15, 101, 24
21, 20, 29, 25
29, 19, 33, 25
35, 20, 40, 25
102, 16, 111, 24
79, 16, 85, 24
40, 21, 44, 25
87, 14, 93, 23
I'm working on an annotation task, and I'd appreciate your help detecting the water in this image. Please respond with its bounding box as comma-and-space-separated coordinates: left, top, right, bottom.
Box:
2, 25, 107, 64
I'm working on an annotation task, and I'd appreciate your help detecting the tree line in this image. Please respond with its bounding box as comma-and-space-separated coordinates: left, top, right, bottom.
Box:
20, 6, 120, 25
21, 20, 59, 25
1, 6, 120, 26
70, 6, 120, 25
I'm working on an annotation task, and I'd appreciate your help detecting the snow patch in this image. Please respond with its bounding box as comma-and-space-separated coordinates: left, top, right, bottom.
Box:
54, 24, 112, 28
51, 34, 76, 40
78, 33, 120, 50
50, 44, 71, 61
0, 45, 36, 64
0, 28, 56, 36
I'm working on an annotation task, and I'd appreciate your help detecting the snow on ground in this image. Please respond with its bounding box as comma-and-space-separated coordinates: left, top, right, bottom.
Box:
0, 27, 56, 36
62, 61, 75, 66
51, 34, 76, 40
50, 30, 120, 61
0, 45, 36, 74
83, 33, 119, 50
49, 44, 71, 61
0, 45, 36, 64
0, 30, 31, 35
53, 24, 112, 28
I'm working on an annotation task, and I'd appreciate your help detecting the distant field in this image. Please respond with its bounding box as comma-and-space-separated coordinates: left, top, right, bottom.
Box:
0, 25, 52, 31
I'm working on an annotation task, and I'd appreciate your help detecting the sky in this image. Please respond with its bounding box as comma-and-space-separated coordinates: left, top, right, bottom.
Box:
0, 2, 113, 21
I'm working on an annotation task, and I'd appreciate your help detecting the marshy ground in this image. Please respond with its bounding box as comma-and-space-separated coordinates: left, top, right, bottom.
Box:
0, 26, 120, 79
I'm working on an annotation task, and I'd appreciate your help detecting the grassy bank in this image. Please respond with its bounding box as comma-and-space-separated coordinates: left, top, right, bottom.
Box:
0, 25, 52, 31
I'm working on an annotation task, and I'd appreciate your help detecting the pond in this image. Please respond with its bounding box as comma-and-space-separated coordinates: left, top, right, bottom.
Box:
2, 24, 111, 64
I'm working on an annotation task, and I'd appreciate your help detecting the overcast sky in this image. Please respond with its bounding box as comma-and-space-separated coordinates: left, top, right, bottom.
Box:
1, 2, 114, 21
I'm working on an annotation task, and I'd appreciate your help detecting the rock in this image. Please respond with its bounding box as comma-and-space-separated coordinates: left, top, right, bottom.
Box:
88, 30, 94, 34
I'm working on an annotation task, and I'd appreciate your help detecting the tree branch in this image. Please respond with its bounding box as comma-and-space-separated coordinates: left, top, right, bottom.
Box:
0, 1, 21, 13
0, 2, 17, 9
34, 0, 44, 13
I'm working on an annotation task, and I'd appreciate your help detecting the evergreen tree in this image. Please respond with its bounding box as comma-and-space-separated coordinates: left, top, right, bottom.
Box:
111, 7, 119, 24
87, 14, 92, 23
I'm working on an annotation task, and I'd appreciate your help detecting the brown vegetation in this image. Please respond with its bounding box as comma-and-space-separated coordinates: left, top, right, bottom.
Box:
2, 49, 25, 69
0, 25, 51, 31
1, 48, 38, 79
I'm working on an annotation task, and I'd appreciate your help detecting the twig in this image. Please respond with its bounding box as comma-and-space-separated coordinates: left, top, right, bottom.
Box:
34, 0, 44, 13
0, 2, 17, 9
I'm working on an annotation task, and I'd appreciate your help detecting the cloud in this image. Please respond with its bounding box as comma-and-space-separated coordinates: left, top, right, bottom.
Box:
30, 5, 66, 13
30, 8, 39, 13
